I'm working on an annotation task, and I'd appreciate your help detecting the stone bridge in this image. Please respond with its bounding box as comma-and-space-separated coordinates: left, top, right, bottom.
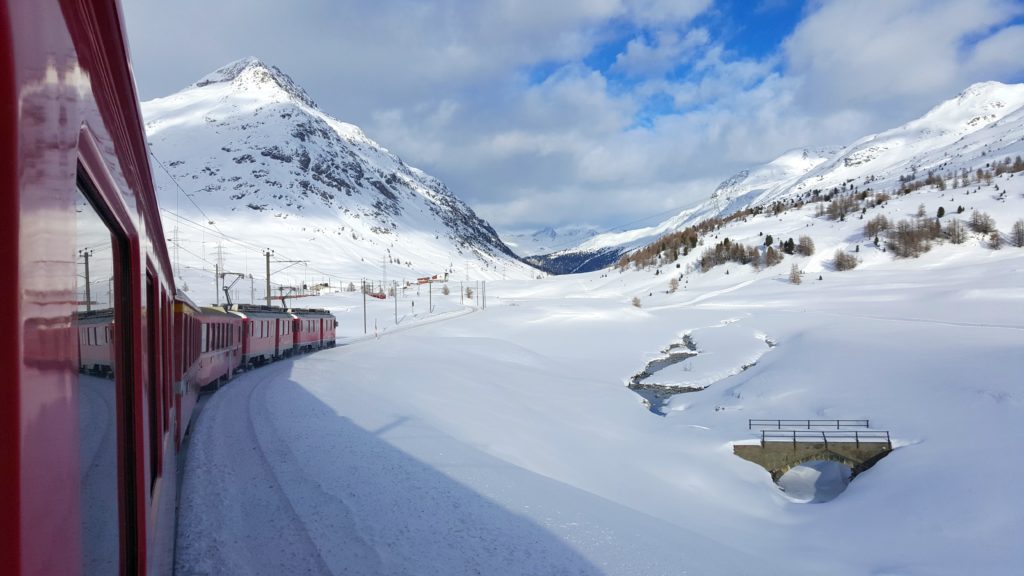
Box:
733, 428, 892, 481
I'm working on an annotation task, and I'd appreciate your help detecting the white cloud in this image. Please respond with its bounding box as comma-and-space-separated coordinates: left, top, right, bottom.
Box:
784, 0, 1024, 117
966, 25, 1024, 80
124, 0, 1024, 233
612, 28, 711, 77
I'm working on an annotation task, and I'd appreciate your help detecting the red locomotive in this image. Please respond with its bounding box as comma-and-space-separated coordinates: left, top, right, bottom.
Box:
1, 2, 338, 574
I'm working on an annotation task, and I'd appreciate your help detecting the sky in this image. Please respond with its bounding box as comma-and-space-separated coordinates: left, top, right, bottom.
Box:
123, 0, 1024, 234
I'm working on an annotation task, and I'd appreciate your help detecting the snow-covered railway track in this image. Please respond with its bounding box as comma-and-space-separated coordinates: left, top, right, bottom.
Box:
175, 364, 338, 575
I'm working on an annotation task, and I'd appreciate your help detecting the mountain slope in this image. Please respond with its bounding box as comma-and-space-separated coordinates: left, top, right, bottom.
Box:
537, 81, 1024, 273
143, 57, 533, 303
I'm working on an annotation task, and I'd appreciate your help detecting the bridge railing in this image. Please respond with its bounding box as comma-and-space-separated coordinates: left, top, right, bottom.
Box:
748, 418, 870, 430
760, 429, 891, 449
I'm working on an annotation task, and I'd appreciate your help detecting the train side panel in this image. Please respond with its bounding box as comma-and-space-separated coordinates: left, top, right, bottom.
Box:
1, 1, 180, 573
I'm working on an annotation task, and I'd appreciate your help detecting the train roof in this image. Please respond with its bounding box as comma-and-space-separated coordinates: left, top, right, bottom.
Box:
174, 290, 201, 313
200, 306, 240, 319
226, 304, 294, 319
287, 307, 335, 318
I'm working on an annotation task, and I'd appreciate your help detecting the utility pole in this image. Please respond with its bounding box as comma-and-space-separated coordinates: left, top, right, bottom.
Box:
250, 274, 255, 304
429, 280, 432, 313
79, 248, 93, 311
394, 281, 398, 325
362, 279, 367, 334
264, 249, 274, 306
214, 262, 220, 305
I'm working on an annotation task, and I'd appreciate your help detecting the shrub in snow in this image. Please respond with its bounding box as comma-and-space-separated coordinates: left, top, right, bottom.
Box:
631, 297, 641, 308
988, 232, 1002, 250
864, 215, 891, 238
945, 219, 966, 244
887, 218, 940, 258
441, 284, 450, 296
834, 249, 858, 271
797, 235, 815, 256
669, 278, 679, 293
970, 210, 996, 234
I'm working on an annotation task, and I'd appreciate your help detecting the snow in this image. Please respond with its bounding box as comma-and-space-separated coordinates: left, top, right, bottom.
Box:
166, 76, 1024, 574
176, 188, 1024, 574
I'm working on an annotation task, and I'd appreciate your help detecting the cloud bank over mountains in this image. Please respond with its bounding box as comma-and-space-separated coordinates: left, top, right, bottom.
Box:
125, 0, 1024, 231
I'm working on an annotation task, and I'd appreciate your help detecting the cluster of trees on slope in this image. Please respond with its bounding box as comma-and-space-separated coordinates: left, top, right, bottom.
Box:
615, 155, 1024, 281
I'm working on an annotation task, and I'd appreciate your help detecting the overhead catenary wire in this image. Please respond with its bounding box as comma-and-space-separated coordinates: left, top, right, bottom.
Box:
149, 150, 225, 238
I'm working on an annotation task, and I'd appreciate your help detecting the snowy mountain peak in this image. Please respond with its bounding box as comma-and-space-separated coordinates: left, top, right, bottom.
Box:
905, 80, 1024, 134
144, 59, 529, 291
194, 56, 318, 109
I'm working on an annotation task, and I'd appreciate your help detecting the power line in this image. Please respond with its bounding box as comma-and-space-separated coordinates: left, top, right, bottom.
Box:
149, 150, 225, 237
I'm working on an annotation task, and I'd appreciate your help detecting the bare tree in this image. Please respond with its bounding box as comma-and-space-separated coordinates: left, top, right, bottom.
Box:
945, 219, 966, 244
796, 235, 815, 256
989, 231, 1002, 250
668, 277, 680, 293
1011, 219, 1024, 247
834, 249, 858, 271
970, 210, 995, 234
789, 263, 802, 284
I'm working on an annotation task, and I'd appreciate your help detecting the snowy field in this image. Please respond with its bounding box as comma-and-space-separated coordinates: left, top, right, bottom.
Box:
176, 233, 1024, 575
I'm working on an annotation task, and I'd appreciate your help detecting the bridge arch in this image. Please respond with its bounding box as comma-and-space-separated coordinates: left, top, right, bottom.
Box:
734, 441, 892, 482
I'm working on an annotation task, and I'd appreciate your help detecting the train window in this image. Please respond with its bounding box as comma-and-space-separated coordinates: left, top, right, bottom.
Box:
75, 184, 120, 574
146, 273, 162, 495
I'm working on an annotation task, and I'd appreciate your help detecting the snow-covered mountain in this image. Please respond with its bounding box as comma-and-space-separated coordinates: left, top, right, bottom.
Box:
143, 57, 533, 304
536, 81, 1024, 273
501, 226, 600, 257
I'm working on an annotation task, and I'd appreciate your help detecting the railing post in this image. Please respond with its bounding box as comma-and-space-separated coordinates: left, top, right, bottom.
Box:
761, 430, 765, 446
792, 430, 796, 449
886, 431, 891, 450
855, 431, 860, 448
822, 431, 828, 450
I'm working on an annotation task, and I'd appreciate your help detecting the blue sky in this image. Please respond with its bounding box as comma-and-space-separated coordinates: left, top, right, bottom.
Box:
125, 0, 1024, 232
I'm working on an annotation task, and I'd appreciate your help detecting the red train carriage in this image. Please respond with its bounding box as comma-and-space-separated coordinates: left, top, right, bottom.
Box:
196, 307, 243, 389
290, 308, 338, 353
227, 304, 295, 368
1, 1, 181, 574
173, 293, 203, 450
78, 309, 116, 377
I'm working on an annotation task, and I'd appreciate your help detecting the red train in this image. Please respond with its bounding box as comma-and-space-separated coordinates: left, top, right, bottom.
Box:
1, 2, 337, 574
